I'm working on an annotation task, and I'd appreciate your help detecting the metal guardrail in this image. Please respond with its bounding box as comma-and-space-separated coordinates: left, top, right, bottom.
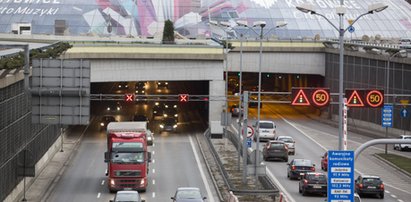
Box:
204, 129, 279, 198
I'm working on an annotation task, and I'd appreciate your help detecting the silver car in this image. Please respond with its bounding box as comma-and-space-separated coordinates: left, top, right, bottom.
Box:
276, 135, 296, 155
253, 120, 276, 141
110, 190, 145, 202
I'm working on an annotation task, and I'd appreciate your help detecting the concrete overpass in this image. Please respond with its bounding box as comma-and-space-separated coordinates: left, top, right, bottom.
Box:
60, 42, 326, 133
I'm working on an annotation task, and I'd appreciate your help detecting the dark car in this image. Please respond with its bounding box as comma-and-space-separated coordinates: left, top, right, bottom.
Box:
100, 116, 116, 130
171, 187, 206, 202
299, 172, 327, 196
355, 175, 384, 199
152, 102, 164, 117
106, 102, 121, 112
160, 117, 178, 132
230, 104, 243, 117
117, 82, 129, 90
321, 152, 328, 171
248, 96, 263, 108
135, 82, 146, 94
133, 114, 149, 123
262, 140, 288, 162
157, 81, 168, 88
287, 159, 316, 180
163, 107, 178, 118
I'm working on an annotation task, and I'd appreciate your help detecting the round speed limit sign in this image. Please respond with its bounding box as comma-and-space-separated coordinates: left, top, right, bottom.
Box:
242, 126, 254, 138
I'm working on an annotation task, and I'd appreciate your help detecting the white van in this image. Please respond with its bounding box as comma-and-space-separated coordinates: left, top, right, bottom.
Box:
393, 135, 411, 151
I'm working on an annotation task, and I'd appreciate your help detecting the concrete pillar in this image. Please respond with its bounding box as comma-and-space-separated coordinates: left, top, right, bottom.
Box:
209, 80, 225, 135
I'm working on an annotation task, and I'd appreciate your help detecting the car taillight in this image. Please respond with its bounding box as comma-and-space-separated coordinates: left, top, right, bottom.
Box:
310, 167, 315, 171
291, 165, 296, 170
358, 184, 363, 189
379, 184, 384, 189
304, 179, 308, 185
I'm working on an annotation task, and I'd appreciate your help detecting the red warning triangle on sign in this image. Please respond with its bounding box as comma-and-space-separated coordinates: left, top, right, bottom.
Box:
291, 89, 311, 106
347, 90, 365, 107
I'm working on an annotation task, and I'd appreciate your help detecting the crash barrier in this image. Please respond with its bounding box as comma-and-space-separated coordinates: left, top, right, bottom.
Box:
205, 128, 279, 199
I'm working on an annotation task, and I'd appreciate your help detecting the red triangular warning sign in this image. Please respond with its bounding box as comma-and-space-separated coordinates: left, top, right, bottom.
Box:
291, 89, 311, 106
347, 90, 364, 107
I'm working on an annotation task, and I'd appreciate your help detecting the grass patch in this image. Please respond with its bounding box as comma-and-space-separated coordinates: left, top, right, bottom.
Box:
376, 153, 411, 174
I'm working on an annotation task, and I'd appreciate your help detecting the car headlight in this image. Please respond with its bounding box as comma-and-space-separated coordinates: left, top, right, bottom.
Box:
155, 102, 159, 106
100, 123, 105, 126
107, 107, 110, 111
164, 114, 168, 117
140, 178, 145, 185
173, 105, 177, 108
173, 124, 177, 128
117, 107, 120, 111
174, 114, 178, 117
142, 90, 145, 93
135, 90, 139, 93
153, 110, 157, 113
160, 125, 164, 128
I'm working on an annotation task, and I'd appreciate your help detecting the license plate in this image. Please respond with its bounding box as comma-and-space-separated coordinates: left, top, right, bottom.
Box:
367, 186, 376, 189
313, 185, 322, 189
273, 150, 281, 152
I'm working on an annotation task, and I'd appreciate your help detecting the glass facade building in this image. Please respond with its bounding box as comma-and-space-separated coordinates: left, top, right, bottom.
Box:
0, 0, 410, 39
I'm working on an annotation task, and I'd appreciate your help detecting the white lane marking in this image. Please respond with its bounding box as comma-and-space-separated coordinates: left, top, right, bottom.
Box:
101, 180, 105, 185
279, 115, 411, 195
398, 199, 404, 202
97, 193, 101, 198
266, 168, 296, 202
189, 135, 215, 202
152, 192, 156, 198
152, 151, 155, 155
105, 169, 107, 175
152, 179, 155, 185
391, 194, 397, 198
152, 159, 155, 164
386, 190, 391, 193
153, 143, 155, 147
152, 169, 155, 174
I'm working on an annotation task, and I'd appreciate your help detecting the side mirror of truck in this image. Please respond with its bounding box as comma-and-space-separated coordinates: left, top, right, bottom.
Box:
148, 152, 152, 163
104, 152, 110, 163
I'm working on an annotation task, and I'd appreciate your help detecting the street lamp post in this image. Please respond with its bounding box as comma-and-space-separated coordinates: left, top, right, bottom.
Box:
296, 2, 388, 150
385, 49, 406, 154
237, 20, 287, 174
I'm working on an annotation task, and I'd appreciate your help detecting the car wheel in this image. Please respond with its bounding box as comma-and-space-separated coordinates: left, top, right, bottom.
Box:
302, 188, 307, 196
380, 192, 384, 199
299, 186, 302, 193
287, 172, 290, 179
284, 157, 288, 162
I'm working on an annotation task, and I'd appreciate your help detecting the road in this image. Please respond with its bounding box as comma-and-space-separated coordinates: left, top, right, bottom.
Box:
46, 81, 215, 202
237, 103, 411, 202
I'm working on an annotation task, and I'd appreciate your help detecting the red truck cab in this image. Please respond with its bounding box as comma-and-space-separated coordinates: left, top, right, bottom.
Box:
104, 122, 151, 192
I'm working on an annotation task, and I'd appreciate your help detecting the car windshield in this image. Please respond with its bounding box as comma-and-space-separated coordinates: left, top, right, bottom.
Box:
363, 178, 381, 184
270, 143, 284, 149
278, 138, 293, 143
112, 152, 144, 164
163, 118, 177, 124
260, 122, 274, 129
307, 174, 326, 182
116, 192, 139, 201
294, 159, 313, 166
176, 190, 202, 199
404, 137, 411, 139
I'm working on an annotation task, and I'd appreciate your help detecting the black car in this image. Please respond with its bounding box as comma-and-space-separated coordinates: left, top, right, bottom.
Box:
355, 175, 384, 199
262, 140, 288, 162
159, 117, 177, 132
248, 96, 262, 108
287, 159, 316, 180
299, 172, 327, 196
116, 82, 129, 90
152, 102, 164, 117
157, 81, 168, 88
135, 82, 146, 94
100, 116, 116, 130
106, 102, 121, 112
133, 114, 149, 123
230, 104, 243, 117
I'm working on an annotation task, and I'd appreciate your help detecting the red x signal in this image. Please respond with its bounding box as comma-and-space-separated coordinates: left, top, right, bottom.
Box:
124, 94, 135, 102
179, 94, 189, 102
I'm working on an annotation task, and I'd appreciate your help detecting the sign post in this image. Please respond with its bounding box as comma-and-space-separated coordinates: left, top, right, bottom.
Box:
382, 105, 393, 128
343, 98, 348, 150
328, 150, 354, 202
